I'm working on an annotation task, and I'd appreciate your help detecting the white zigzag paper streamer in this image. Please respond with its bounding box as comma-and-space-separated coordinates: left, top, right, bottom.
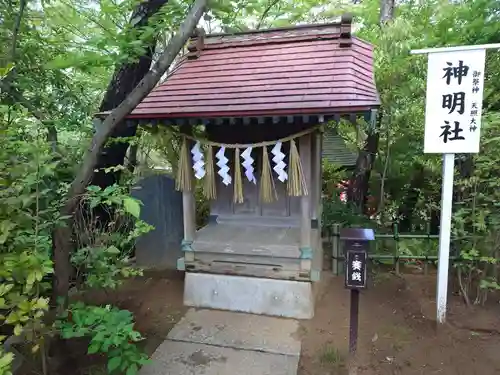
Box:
271, 141, 288, 182
240, 147, 256, 184
216, 146, 232, 186
191, 141, 205, 179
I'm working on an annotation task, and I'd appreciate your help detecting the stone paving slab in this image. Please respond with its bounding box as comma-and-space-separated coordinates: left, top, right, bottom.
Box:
139, 340, 299, 375
167, 308, 301, 356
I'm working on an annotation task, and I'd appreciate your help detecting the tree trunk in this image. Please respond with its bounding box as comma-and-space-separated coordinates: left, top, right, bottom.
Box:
52, 0, 208, 305
347, 0, 395, 214
347, 124, 379, 214
51, 222, 72, 309
398, 164, 425, 232
91, 0, 169, 190
380, 0, 395, 24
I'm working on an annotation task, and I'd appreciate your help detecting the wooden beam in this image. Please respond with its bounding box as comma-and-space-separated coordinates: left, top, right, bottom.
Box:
311, 130, 322, 222
340, 13, 353, 47
187, 27, 206, 60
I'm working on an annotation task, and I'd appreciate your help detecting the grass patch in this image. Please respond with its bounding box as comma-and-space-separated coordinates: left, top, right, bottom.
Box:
319, 345, 344, 368
382, 324, 413, 341
371, 268, 393, 286
379, 323, 414, 352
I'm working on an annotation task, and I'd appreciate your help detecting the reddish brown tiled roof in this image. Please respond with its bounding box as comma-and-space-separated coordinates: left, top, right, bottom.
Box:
128, 20, 379, 119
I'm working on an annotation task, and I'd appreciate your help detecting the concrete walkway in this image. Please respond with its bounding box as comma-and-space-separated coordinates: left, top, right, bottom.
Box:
139, 309, 301, 375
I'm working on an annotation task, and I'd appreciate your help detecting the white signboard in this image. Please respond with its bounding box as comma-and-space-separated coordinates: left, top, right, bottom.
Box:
424, 49, 486, 154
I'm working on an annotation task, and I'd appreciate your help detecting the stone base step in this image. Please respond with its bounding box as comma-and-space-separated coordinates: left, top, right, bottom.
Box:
184, 272, 314, 319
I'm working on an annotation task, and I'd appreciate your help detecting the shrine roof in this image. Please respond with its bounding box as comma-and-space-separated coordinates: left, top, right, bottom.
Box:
127, 15, 380, 120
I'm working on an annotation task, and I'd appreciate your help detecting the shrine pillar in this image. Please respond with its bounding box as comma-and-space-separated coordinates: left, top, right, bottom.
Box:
310, 129, 323, 281
299, 133, 312, 273
181, 138, 196, 261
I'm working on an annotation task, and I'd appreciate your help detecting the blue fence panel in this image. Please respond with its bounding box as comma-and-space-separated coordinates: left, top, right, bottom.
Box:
132, 174, 183, 270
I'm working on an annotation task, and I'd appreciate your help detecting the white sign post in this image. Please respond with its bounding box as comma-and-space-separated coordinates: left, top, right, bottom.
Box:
411, 44, 500, 324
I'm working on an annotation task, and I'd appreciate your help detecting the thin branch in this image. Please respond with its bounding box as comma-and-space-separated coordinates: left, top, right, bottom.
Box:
35, 124, 41, 253
457, 267, 471, 306
1, 70, 59, 151
10, 0, 27, 62
376, 119, 390, 215
256, 0, 280, 30
0, 74, 46, 121
61, 0, 120, 37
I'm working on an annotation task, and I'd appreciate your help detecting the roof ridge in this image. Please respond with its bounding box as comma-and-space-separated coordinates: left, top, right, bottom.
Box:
202, 33, 343, 50
196, 14, 353, 50
205, 19, 346, 39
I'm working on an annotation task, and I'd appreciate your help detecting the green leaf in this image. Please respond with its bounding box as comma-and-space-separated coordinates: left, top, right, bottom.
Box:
0, 63, 14, 79
0, 220, 16, 244
120, 361, 129, 371
0, 284, 13, 297
87, 342, 101, 354
89, 197, 100, 209
13, 324, 22, 336
34, 270, 43, 281
18, 300, 31, 312
106, 246, 121, 254
123, 197, 141, 218
26, 272, 35, 291
108, 356, 122, 372
5, 312, 18, 324
126, 364, 139, 375
34, 298, 49, 310
0, 352, 14, 368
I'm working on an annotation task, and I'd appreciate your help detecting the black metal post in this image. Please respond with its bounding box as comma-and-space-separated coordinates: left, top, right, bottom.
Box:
349, 289, 360, 355
341, 228, 373, 359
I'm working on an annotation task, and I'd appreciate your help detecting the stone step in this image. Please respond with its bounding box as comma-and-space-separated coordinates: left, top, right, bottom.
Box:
184, 272, 314, 319
140, 341, 299, 375
167, 309, 301, 356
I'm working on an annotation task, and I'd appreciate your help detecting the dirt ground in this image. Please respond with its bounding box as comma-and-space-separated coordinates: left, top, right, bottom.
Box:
28, 268, 500, 375
299, 269, 500, 375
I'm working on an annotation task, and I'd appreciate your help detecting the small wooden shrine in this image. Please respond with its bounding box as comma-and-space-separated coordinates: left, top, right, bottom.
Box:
125, 15, 380, 319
